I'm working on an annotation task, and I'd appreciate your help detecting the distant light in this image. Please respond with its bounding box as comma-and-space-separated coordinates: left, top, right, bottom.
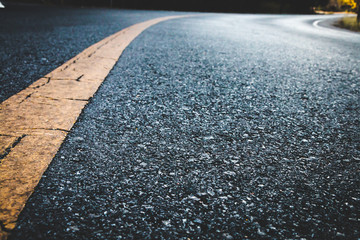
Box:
0, 2, 4, 8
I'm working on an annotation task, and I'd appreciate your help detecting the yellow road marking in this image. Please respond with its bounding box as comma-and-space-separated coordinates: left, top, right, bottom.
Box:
0, 15, 189, 238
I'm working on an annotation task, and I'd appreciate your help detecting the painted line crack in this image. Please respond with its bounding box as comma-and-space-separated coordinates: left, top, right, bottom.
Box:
0, 135, 26, 163
32, 95, 89, 102
0, 134, 18, 137
64, 98, 89, 102
0, 220, 12, 233
0, 15, 194, 239
19, 92, 35, 104
75, 74, 84, 82
31, 128, 70, 133
31, 77, 51, 89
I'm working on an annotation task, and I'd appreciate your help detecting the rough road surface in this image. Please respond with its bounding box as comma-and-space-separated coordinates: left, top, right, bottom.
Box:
0, 3, 185, 103
1, 4, 360, 240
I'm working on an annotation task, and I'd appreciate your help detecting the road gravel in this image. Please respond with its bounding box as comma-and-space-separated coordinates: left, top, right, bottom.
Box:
2, 7, 360, 240
0, 3, 187, 102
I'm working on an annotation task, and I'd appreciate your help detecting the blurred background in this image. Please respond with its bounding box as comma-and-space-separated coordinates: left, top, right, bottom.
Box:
1, 0, 359, 14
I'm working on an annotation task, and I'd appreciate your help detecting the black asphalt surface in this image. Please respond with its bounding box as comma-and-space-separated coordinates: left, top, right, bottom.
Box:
0, 3, 188, 103
2, 4, 360, 240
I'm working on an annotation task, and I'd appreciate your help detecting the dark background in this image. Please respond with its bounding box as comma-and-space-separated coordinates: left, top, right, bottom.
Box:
2, 0, 330, 13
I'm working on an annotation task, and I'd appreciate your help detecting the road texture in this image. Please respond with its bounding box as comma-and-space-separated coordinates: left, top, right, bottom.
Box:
1, 4, 360, 240
0, 3, 188, 103
0, 14, 192, 237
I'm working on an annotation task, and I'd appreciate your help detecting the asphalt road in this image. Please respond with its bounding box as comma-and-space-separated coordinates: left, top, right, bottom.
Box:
0, 3, 188, 103
2, 4, 360, 240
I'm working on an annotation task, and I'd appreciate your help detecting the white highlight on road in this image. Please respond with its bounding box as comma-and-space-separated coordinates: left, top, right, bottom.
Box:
0, 2, 4, 8
311, 15, 360, 40
312, 19, 323, 29
312, 14, 357, 33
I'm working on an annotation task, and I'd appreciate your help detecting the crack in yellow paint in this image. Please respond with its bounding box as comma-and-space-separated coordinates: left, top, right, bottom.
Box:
0, 15, 190, 239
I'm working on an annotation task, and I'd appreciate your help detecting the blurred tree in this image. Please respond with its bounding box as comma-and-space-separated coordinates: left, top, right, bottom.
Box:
357, 0, 360, 23
338, 0, 356, 9
338, 0, 359, 23
326, 0, 339, 10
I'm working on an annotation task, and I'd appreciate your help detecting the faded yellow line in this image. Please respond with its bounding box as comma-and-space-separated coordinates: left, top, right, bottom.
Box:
0, 15, 189, 238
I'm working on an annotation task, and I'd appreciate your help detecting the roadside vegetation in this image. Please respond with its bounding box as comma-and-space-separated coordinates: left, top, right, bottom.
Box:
332, 0, 360, 32
336, 16, 360, 31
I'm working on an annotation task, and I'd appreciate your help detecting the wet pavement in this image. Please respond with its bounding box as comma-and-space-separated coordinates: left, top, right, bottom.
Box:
1, 4, 360, 240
